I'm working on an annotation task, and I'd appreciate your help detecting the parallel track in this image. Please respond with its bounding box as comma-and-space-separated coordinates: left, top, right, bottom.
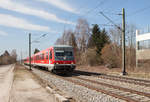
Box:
97, 75, 150, 87
72, 76, 150, 101
74, 70, 150, 87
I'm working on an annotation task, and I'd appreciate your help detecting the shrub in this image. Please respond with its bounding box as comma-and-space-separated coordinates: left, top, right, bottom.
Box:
101, 44, 121, 68
80, 48, 101, 66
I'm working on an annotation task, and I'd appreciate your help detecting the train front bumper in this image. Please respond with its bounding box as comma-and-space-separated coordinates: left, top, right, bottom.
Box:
54, 64, 76, 71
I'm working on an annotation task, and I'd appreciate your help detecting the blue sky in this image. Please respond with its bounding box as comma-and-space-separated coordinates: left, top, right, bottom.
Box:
0, 0, 150, 59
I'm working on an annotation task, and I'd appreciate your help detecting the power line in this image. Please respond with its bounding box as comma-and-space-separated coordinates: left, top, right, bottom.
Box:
85, 0, 107, 14
127, 5, 150, 17
98, 24, 114, 26
31, 33, 48, 43
99, 12, 121, 30
79, 0, 109, 17
99, 11, 121, 15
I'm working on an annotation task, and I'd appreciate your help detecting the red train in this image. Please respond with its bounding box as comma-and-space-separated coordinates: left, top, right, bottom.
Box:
24, 45, 76, 73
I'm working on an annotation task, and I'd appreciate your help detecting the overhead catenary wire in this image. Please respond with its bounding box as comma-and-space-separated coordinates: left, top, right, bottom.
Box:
98, 24, 114, 26
78, 0, 109, 18
31, 33, 48, 43
127, 5, 150, 17
61, 0, 113, 30
85, 0, 108, 14
99, 12, 122, 30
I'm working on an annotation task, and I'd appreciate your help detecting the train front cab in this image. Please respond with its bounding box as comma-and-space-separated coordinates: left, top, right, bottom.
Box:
51, 46, 76, 73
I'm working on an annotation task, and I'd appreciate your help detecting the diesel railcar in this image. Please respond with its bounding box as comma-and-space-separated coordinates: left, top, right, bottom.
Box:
24, 45, 76, 73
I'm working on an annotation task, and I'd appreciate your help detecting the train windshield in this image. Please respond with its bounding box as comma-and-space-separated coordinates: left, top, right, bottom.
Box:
54, 47, 74, 61
55, 51, 73, 57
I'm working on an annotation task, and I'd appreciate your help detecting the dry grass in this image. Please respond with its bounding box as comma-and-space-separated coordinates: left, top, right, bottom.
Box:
127, 67, 150, 79
14, 64, 47, 87
76, 65, 150, 79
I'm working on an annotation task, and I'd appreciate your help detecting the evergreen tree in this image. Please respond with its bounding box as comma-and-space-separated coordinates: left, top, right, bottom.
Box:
34, 48, 40, 54
3, 50, 10, 56
88, 24, 110, 54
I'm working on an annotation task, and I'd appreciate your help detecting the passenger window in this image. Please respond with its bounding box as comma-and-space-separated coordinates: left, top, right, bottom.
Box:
40, 54, 42, 60
46, 52, 48, 59
42, 54, 44, 60
50, 50, 52, 59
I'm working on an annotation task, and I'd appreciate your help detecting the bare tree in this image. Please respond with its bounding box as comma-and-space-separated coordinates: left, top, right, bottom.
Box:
126, 24, 136, 48
55, 38, 63, 45
74, 18, 90, 52
55, 29, 73, 45
126, 24, 137, 67
108, 24, 137, 68
10, 49, 17, 62
109, 25, 122, 46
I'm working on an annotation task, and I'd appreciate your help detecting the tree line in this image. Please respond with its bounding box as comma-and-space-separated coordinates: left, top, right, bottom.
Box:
0, 49, 17, 65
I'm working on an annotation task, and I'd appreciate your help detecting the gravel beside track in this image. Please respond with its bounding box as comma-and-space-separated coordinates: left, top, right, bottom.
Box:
31, 68, 125, 102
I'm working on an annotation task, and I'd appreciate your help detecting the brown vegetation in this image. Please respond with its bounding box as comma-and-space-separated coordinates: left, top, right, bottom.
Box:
0, 50, 17, 65
79, 48, 101, 66
101, 44, 121, 68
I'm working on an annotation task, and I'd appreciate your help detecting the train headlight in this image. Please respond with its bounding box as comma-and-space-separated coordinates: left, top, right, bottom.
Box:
71, 62, 74, 64
56, 62, 59, 64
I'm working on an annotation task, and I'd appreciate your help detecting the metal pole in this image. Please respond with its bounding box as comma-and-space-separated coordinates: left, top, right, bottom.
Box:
20, 50, 22, 64
136, 30, 139, 68
29, 33, 32, 70
122, 8, 127, 75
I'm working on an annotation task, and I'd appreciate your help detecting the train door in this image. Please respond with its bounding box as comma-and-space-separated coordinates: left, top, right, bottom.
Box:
49, 49, 52, 64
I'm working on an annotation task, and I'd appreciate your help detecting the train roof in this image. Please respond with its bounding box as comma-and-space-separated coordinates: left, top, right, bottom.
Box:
30, 45, 73, 57
53, 45, 72, 48
33, 45, 72, 55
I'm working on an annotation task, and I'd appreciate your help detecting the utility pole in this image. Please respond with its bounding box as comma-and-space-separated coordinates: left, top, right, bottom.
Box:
20, 50, 22, 64
122, 8, 127, 75
29, 33, 32, 70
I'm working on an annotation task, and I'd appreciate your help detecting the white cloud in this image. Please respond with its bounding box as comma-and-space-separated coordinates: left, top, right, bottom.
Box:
0, 13, 50, 31
0, 30, 8, 36
0, 0, 75, 25
35, 0, 78, 14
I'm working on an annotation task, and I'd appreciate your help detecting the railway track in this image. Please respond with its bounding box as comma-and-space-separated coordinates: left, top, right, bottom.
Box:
97, 74, 150, 86
70, 76, 150, 102
74, 70, 150, 87
32, 68, 150, 102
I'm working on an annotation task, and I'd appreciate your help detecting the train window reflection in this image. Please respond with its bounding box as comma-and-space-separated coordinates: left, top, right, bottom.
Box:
55, 51, 64, 56
55, 50, 73, 56
65, 51, 73, 56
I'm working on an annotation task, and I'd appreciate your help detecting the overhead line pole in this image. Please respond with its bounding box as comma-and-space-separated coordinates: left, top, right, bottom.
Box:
20, 50, 22, 64
122, 8, 127, 75
28, 33, 47, 71
29, 33, 32, 70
